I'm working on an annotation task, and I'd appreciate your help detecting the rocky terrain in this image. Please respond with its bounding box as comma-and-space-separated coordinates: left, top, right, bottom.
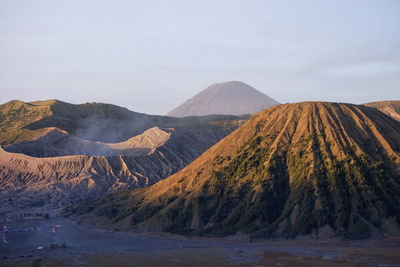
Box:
4, 127, 173, 157
67, 102, 400, 239
166, 81, 279, 117
0, 126, 235, 211
364, 100, 400, 122
0, 99, 247, 211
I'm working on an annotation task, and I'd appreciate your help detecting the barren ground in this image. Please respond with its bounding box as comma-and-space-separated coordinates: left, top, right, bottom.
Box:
0, 211, 399, 267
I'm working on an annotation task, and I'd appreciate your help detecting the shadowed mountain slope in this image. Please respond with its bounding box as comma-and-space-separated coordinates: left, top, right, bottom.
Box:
167, 81, 279, 117
67, 102, 400, 239
364, 100, 400, 122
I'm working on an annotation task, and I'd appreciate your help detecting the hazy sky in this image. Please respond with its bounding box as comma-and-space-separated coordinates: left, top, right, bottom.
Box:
1, 0, 399, 115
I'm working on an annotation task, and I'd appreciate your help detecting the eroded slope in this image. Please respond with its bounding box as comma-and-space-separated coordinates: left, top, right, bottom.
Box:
0, 127, 235, 210
4, 127, 172, 157
68, 102, 400, 239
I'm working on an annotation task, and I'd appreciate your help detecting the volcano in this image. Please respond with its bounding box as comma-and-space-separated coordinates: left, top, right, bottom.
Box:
68, 102, 400, 239
167, 81, 279, 117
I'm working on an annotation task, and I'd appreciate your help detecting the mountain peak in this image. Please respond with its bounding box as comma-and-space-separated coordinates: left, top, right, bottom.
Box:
167, 81, 279, 117
207, 80, 248, 88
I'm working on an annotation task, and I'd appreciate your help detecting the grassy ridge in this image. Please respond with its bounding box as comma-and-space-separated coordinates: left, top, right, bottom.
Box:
0, 100, 53, 145
0, 99, 249, 145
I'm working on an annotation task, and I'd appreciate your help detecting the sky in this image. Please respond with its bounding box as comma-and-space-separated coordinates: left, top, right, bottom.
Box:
0, 0, 399, 115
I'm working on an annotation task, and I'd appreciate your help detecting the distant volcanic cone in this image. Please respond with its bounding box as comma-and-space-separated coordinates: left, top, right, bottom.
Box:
167, 81, 279, 117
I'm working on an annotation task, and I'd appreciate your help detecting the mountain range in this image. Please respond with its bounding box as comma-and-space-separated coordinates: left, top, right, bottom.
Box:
1, 87, 400, 240
0, 99, 246, 211
0, 99, 246, 146
66, 102, 400, 239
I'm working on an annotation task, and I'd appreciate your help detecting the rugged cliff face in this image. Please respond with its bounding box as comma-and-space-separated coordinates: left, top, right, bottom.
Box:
0, 127, 235, 211
67, 102, 400, 239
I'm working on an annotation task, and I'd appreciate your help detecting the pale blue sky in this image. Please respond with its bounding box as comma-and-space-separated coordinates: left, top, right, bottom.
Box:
0, 0, 399, 114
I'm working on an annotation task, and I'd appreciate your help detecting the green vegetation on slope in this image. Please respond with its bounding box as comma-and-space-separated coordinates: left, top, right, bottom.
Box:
0, 100, 53, 146
64, 102, 400, 239
0, 99, 249, 145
